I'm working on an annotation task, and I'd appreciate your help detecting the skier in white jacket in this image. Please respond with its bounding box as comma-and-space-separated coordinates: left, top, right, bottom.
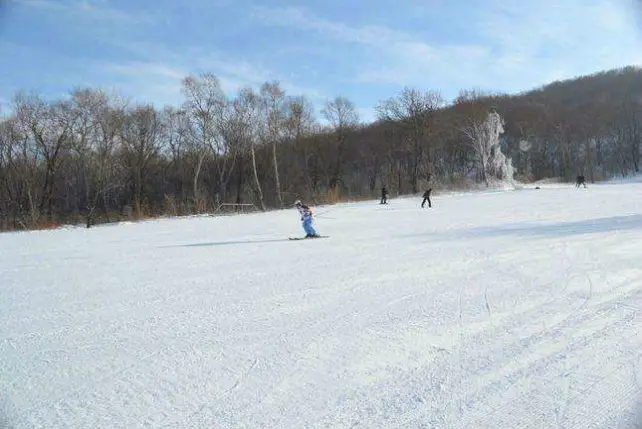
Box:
294, 200, 321, 238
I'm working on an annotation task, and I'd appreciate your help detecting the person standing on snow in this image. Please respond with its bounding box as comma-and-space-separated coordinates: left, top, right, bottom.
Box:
294, 200, 321, 238
380, 185, 389, 204
421, 188, 432, 208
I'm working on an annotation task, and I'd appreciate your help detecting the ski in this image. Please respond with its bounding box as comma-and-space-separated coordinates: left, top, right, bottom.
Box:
288, 235, 329, 240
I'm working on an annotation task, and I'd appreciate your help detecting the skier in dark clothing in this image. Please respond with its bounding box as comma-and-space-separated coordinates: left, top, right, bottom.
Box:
421, 188, 432, 208
380, 186, 388, 204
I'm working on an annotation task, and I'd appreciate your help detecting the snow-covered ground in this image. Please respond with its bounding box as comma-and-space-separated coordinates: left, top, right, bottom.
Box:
1, 180, 642, 428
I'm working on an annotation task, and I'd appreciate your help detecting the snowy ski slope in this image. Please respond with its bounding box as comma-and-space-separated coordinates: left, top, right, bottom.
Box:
1, 179, 642, 428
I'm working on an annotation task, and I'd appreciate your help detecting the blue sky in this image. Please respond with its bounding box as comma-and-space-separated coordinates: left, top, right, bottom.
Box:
1, 0, 642, 123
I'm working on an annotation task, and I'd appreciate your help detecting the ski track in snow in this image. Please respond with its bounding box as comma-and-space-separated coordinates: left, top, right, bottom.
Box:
1, 181, 642, 428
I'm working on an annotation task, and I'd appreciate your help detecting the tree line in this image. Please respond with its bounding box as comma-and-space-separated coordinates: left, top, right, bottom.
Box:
0, 66, 640, 230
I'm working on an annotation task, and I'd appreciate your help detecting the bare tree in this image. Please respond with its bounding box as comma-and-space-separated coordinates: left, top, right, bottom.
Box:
376, 87, 443, 192
119, 105, 162, 217
68, 88, 125, 227
234, 87, 266, 211
12, 92, 73, 223
68, 88, 103, 224
0, 116, 37, 227
161, 106, 191, 205
321, 96, 359, 189
283, 95, 317, 199
0, 117, 16, 227
542, 104, 575, 181
456, 90, 499, 186
612, 96, 642, 175
181, 73, 229, 209
283, 96, 316, 141
259, 81, 286, 206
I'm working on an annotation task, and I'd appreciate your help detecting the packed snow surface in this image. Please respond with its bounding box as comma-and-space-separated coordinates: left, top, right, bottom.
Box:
1, 180, 642, 428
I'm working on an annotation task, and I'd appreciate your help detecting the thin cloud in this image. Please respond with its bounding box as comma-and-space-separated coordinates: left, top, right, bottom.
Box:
251, 5, 491, 96
2, 0, 329, 109
252, 2, 642, 100
634, 0, 642, 31
476, 1, 642, 80
252, 5, 420, 50
104, 61, 186, 81
11, 0, 65, 11
111, 41, 303, 95
0, 0, 12, 37
94, 46, 327, 109
14, 0, 156, 25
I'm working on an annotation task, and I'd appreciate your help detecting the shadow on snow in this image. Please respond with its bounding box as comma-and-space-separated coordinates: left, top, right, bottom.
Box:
420, 213, 642, 241
163, 238, 295, 248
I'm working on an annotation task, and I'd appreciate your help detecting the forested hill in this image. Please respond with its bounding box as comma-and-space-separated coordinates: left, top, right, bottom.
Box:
522, 66, 642, 107
437, 66, 642, 184
0, 66, 640, 230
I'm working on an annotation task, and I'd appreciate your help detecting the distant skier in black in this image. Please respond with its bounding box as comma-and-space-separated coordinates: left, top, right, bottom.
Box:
575, 175, 587, 188
421, 188, 432, 208
380, 185, 388, 204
